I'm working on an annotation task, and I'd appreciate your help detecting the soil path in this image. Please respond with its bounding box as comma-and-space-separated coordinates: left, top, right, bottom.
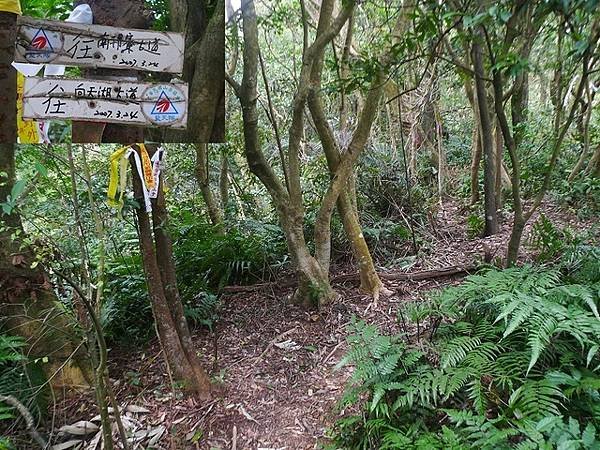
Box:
46, 199, 597, 449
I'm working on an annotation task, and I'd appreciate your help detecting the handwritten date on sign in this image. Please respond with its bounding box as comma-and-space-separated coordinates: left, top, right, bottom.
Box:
15, 16, 185, 73
22, 77, 188, 129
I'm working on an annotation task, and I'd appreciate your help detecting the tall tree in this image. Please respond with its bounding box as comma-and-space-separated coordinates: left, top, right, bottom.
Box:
488, 6, 600, 265
471, 28, 498, 236
230, 0, 410, 307
305, 0, 411, 300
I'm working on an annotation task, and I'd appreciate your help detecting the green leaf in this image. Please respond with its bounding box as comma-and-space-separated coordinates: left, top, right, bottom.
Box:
499, 10, 512, 23
587, 345, 599, 367
582, 423, 596, 447
10, 180, 26, 200
370, 387, 385, 412
34, 162, 48, 177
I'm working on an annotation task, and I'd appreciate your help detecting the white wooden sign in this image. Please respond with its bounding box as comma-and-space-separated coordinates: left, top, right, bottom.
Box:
22, 77, 188, 129
15, 16, 185, 73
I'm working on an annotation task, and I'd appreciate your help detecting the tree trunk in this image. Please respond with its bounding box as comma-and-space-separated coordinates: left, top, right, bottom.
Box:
0, 12, 17, 143
587, 143, 600, 177
307, 91, 386, 298
505, 218, 526, 266
305, 0, 393, 300
130, 152, 211, 397
164, 0, 225, 142
337, 192, 385, 297
0, 145, 90, 388
219, 149, 230, 220
494, 119, 504, 208
470, 123, 482, 205
278, 203, 336, 308
149, 164, 212, 395
195, 143, 224, 229
235, 0, 346, 308
471, 34, 498, 235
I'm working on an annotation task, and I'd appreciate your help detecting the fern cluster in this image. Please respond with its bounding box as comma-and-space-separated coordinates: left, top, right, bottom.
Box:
329, 246, 600, 449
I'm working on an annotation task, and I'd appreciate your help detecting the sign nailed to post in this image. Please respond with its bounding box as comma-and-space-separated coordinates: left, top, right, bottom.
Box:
15, 16, 185, 73
22, 77, 188, 129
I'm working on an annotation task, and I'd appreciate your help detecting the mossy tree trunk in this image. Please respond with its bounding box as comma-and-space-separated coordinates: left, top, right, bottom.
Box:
0, 145, 89, 388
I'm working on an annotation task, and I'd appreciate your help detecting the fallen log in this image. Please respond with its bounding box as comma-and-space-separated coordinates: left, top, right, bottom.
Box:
222, 265, 481, 294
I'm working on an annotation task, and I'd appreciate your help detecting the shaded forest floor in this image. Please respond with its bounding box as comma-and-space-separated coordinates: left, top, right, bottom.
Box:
36, 199, 598, 449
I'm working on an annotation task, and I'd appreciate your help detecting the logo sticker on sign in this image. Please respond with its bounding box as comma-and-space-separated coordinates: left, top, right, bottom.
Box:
22, 26, 63, 63
142, 84, 186, 126
152, 91, 179, 115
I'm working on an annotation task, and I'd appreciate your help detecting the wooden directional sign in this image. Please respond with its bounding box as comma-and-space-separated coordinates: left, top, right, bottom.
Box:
15, 16, 185, 73
22, 77, 188, 129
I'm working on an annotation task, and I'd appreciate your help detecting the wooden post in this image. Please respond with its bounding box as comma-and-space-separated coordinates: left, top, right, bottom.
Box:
0, 11, 17, 143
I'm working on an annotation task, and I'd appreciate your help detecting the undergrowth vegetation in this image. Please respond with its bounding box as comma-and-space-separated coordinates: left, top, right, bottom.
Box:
102, 212, 288, 345
0, 334, 46, 449
329, 245, 600, 449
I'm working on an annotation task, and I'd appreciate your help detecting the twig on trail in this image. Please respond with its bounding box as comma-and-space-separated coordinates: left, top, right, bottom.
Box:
255, 326, 298, 362
323, 341, 344, 366
240, 326, 299, 379
223, 265, 481, 294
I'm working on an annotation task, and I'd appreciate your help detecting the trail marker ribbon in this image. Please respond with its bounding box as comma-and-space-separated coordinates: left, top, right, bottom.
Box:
108, 145, 165, 215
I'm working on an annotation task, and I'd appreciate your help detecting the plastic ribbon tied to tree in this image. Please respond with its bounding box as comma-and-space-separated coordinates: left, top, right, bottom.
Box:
108, 144, 165, 216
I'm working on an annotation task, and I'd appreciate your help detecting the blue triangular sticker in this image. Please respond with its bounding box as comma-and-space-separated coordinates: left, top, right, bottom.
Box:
30, 28, 54, 52
151, 91, 179, 115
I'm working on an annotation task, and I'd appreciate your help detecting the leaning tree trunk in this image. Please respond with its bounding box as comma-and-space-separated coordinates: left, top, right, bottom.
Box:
130, 151, 211, 397
305, 0, 397, 301
0, 145, 90, 388
149, 160, 212, 394
307, 90, 387, 300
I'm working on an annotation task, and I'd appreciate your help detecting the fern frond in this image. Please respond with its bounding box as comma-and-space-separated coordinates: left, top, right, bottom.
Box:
508, 380, 564, 420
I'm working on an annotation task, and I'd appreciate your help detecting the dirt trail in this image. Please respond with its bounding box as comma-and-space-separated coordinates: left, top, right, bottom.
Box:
44, 199, 597, 449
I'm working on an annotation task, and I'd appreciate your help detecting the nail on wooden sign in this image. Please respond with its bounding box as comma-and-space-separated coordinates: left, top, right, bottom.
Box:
15, 16, 185, 73
22, 77, 188, 129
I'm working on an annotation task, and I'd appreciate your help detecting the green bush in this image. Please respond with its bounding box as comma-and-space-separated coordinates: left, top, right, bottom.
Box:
103, 254, 153, 345
467, 212, 484, 239
329, 249, 600, 449
171, 216, 287, 302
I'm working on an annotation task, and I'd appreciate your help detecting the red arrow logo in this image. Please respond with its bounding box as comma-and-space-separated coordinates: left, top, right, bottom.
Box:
31, 35, 48, 50
156, 98, 171, 113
